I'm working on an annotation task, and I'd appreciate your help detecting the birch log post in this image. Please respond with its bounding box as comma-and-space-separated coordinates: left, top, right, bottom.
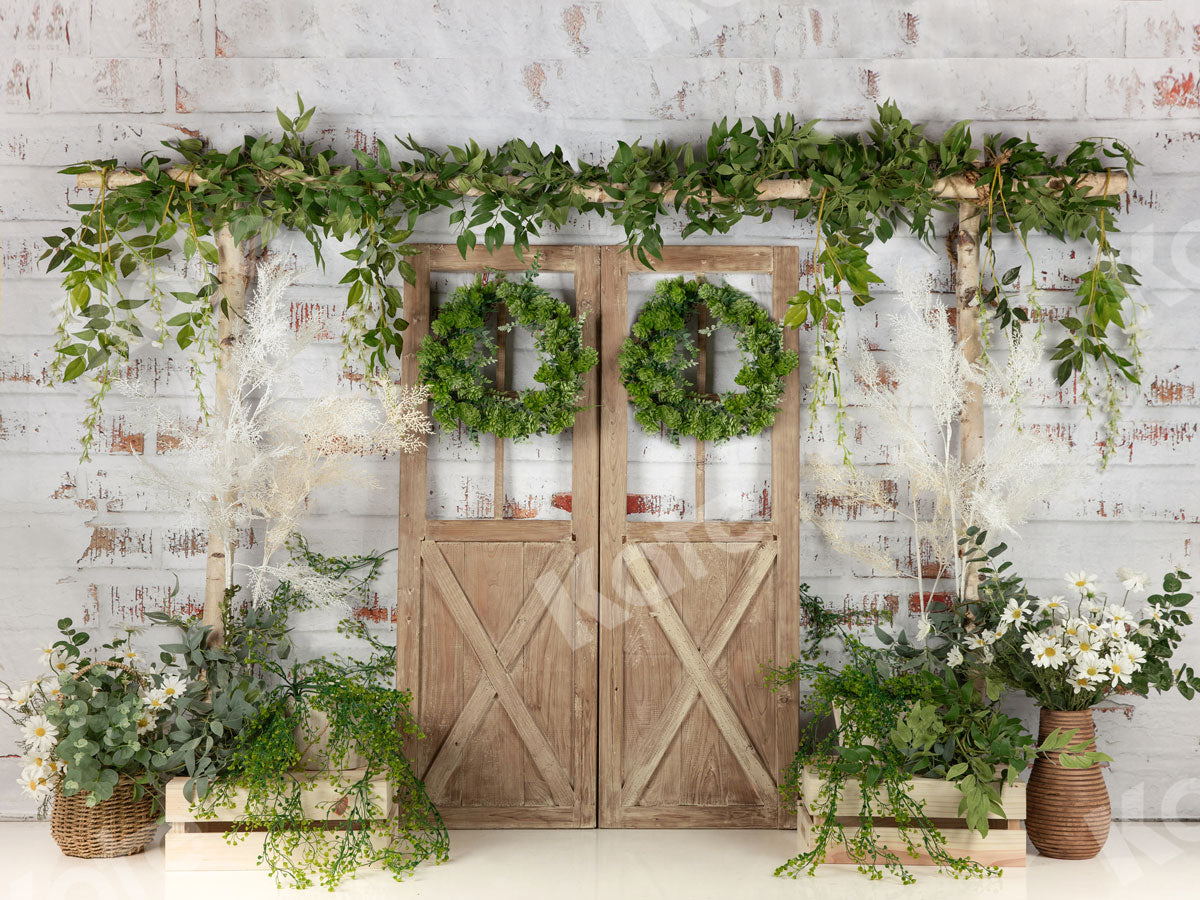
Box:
953, 201, 984, 605
201, 227, 250, 647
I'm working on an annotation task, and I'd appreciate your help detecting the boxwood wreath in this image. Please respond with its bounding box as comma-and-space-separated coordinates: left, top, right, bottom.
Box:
416, 274, 598, 441
46, 97, 1140, 462
619, 277, 799, 442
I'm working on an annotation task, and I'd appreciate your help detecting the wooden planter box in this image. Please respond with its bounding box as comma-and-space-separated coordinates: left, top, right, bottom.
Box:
796, 766, 1027, 868
164, 768, 391, 871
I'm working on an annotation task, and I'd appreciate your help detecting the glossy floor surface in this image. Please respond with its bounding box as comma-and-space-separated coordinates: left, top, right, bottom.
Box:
2, 821, 1198, 899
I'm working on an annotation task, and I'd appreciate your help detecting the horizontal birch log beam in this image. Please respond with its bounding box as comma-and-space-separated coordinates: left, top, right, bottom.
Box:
74, 168, 1128, 201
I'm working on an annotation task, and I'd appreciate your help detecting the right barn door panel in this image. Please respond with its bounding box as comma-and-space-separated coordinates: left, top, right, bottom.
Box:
599, 247, 801, 828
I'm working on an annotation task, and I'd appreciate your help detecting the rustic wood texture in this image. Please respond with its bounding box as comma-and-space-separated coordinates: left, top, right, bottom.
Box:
599, 246, 800, 828
1025, 708, 1111, 859
797, 768, 1028, 868
398, 245, 599, 827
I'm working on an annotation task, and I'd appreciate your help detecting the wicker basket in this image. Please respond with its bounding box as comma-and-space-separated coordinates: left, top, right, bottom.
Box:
50, 777, 159, 859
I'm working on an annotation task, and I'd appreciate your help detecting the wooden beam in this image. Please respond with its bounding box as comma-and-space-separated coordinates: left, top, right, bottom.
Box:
201, 226, 249, 647
74, 168, 1129, 201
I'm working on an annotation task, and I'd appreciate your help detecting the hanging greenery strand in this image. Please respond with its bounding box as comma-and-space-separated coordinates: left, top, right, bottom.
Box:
45, 96, 1138, 460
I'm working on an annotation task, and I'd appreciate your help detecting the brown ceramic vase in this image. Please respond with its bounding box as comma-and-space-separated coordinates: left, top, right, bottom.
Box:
1025, 708, 1111, 859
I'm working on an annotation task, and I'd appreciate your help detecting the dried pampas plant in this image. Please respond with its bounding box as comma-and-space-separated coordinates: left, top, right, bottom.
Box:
135, 260, 430, 603
808, 265, 1069, 636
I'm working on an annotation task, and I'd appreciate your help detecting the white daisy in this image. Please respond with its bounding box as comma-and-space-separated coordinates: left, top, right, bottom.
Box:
18, 771, 50, 803
1066, 571, 1098, 595
47, 652, 77, 677
22, 716, 58, 753
142, 689, 168, 712
1144, 605, 1167, 631
37, 646, 58, 666
1029, 636, 1068, 670
1117, 568, 1148, 594
1071, 652, 1109, 693
159, 675, 188, 700
8, 681, 37, 708
135, 711, 156, 735
947, 646, 964, 668
1107, 655, 1134, 686
1039, 596, 1069, 619
966, 633, 990, 651
1122, 641, 1147, 669
1062, 617, 1087, 641
1105, 604, 1134, 628
981, 629, 1001, 645
122, 649, 141, 666
1002, 599, 1034, 629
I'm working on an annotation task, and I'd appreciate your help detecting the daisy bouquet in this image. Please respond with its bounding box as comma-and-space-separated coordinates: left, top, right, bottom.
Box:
0, 618, 190, 813
946, 531, 1200, 711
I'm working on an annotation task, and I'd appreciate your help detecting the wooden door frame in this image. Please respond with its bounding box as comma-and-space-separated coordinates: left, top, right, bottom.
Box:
598, 245, 801, 827
397, 244, 600, 827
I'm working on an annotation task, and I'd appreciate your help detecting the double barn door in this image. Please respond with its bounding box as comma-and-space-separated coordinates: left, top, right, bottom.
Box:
397, 245, 799, 827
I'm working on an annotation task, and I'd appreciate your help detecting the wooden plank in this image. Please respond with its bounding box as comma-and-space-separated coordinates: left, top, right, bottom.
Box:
623, 544, 778, 803
625, 522, 776, 543
598, 246, 628, 827
421, 544, 574, 800
421, 542, 468, 803
439, 806, 580, 828
397, 251, 430, 703
571, 245, 602, 827
494, 303, 507, 520
164, 772, 389, 823
79, 168, 1131, 204
421, 542, 576, 806
620, 542, 777, 807
426, 244, 578, 272
800, 824, 1027, 868
770, 245, 802, 827
801, 768, 1027, 819
614, 805, 782, 829
426, 520, 572, 542
625, 246, 774, 273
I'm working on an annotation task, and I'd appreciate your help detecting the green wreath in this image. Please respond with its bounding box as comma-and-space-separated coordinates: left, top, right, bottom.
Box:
618, 277, 799, 442
417, 276, 598, 441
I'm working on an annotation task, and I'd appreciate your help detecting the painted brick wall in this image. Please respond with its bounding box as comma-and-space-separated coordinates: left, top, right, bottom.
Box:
2, 0, 1199, 819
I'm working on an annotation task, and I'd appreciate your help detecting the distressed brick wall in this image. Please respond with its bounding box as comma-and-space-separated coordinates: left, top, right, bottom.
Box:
2, 0, 1199, 819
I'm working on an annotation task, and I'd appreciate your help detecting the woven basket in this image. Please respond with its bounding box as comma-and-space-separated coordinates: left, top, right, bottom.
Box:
51, 777, 159, 858
50, 661, 159, 858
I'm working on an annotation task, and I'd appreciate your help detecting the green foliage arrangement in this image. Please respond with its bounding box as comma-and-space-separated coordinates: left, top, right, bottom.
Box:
416, 273, 598, 441
618, 277, 799, 442
765, 640, 1107, 884
166, 538, 448, 889
1, 619, 193, 812
44, 98, 1139, 460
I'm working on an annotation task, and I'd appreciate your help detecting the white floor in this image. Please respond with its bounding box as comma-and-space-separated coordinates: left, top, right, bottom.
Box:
2, 822, 1199, 899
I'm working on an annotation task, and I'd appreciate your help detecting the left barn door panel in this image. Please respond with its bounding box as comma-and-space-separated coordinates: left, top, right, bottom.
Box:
397, 246, 600, 827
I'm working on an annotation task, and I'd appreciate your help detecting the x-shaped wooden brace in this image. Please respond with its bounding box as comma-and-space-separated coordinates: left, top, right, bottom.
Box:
421, 542, 576, 807
621, 541, 779, 807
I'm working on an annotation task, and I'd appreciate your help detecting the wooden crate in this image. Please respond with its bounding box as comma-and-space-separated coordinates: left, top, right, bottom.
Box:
796, 767, 1027, 868
164, 768, 391, 872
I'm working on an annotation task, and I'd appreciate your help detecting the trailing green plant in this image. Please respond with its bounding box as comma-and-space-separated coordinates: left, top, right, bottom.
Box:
797, 582, 890, 661
416, 270, 598, 441
765, 639, 1107, 884
44, 98, 1138, 462
618, 276, 799, 442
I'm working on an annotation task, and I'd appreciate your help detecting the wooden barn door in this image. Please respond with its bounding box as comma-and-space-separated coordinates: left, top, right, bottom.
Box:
598, 246, 801, 827
398, 245, 600, 827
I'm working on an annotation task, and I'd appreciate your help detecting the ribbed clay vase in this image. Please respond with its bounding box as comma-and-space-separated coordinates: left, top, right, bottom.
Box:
1025, 708, 1111, 859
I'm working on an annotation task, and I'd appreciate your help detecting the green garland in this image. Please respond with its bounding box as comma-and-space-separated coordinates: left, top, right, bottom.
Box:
416, 275, 598, 441
43, 97, 1140, 461
619, 277, 798, 443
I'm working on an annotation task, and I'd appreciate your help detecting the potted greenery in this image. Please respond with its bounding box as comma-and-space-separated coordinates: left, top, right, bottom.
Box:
766, 624, 1105, 883
935, 531, 1200, 859
152, 540, 449, 888
1, 621, 188, 857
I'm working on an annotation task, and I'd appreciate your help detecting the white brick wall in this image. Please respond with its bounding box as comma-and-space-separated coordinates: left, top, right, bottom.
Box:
2, 0, 1199, 820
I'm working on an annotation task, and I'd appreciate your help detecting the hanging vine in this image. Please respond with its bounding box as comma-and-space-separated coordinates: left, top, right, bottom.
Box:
44, 97, 1138, 460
